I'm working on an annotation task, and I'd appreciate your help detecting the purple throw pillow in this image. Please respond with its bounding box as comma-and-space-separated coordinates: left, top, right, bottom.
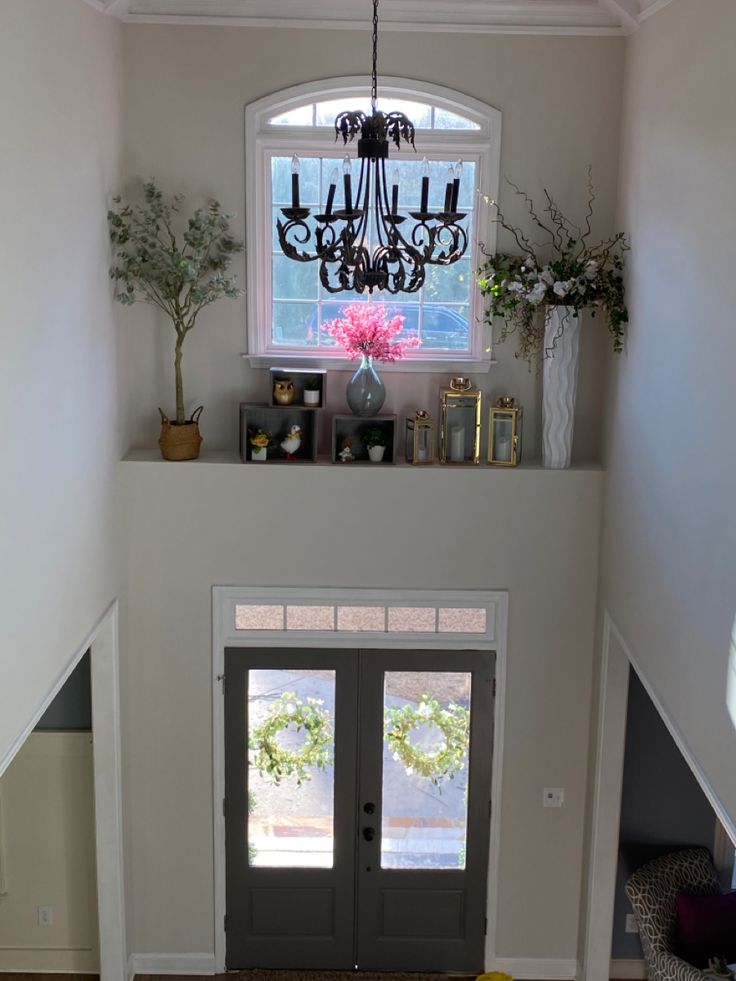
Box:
675, 891, 736, 968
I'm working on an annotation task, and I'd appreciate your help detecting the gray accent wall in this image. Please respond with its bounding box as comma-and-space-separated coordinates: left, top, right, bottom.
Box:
611, 668, 716, 959
35, 651, 92, 732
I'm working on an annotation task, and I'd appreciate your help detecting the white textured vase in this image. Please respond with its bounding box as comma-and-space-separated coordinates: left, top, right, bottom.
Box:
542, 305, 581, 470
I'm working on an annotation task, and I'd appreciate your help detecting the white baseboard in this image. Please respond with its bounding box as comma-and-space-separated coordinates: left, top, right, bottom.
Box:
127, 952, 217, 977
610, 959, 647, 979
493, 957, 579, 979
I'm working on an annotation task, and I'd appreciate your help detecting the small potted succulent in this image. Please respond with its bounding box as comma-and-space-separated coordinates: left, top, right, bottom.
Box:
108, 180, 244, 460
248, 428, 272, 462
303, 376, 322, 406
362, 425, 389, 463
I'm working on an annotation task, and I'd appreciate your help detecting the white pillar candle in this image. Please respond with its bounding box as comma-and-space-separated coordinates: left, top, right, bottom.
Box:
450, 425, 465, 462
495, 435, 512, 463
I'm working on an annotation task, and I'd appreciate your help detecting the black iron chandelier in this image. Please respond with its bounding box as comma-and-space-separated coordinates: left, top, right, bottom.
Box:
276, 0, 468, 294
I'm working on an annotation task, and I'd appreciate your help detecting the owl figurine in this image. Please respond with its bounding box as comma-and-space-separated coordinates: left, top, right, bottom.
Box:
280, 424, 303, 459
273, 378, 295, 405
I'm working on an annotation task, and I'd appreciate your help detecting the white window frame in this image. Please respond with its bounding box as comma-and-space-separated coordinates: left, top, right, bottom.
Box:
244, 77, 502, 372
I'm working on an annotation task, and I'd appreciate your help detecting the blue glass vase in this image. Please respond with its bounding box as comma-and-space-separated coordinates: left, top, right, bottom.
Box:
346, 354, 386, 417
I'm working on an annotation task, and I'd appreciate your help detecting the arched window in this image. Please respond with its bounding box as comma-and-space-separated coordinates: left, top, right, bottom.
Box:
245, 78, 501, 369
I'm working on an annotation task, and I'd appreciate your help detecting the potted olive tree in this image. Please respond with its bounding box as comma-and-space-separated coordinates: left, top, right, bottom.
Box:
108, 180, 244, 460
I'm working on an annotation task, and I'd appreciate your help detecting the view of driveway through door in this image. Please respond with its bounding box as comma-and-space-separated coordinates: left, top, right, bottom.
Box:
224, 649, 494, 971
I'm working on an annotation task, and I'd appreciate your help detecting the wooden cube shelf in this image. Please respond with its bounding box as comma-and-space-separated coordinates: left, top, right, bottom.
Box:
331, 415, 397, 465
269, 367, 327, 409
239, 403, 319, 463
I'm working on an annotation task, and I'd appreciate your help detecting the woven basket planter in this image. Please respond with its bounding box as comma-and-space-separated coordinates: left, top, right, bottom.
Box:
158, 406, 203, 461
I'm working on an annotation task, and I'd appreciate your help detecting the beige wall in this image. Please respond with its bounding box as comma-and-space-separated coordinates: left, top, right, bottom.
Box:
119, 25, 625, 463
600, 0, 736, 824
120, 458, 603, 963
0, 734, 98, 972
0, 1, 123, 769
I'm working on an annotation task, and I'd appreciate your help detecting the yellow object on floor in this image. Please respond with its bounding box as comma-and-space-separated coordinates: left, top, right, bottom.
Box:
476, 973, 514, 981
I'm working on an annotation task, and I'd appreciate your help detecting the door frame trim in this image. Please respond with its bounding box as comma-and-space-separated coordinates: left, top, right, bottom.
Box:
212, 586, 508, 973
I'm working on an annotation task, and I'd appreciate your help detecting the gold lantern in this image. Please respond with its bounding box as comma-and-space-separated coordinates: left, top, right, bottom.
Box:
439, 377, 481, 465
405, 410, 436, 465
488, 396, 522, 466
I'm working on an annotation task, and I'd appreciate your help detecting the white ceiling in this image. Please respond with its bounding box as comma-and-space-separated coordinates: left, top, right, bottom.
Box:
84, 0, 673, 35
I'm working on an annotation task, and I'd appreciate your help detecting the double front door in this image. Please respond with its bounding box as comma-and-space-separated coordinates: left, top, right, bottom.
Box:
224, 648, 494, 972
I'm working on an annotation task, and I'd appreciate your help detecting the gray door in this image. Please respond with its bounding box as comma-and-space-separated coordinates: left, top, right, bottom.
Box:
224, 648, 493, 971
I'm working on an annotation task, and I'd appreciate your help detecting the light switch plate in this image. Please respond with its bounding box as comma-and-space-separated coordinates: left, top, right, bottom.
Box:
543, 787, 565, 807
38, 906, 53, 927
625, 913, 639, 933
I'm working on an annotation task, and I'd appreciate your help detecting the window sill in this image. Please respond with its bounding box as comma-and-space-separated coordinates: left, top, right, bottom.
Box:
242, 353, 497, 373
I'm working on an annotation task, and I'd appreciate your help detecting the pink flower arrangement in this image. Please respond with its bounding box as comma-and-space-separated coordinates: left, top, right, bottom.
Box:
323, 303, 421, 362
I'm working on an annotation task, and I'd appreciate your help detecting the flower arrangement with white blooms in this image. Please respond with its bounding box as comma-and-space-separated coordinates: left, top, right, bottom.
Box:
477, 169, 629, 366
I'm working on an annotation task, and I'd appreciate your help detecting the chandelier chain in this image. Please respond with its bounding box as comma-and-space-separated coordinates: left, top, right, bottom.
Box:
371, 0, 379, 111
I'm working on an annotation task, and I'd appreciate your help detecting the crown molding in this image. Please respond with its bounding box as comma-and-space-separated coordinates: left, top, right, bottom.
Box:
637, 0, 674, 21
81, 0, 131, 11
85, 0, 676, 33
598, 0, 639, 33
120, 0, 626, 34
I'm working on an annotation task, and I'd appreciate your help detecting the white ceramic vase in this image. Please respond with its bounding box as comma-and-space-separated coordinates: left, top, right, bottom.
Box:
251, 446, 267, 462
542, 305, 581, 470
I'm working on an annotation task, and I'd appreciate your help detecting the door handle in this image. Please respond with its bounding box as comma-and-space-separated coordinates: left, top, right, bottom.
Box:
362, 826, 376, 842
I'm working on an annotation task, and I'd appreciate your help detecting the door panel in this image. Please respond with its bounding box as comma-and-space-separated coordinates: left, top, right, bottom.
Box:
225, 647, 494, 971
356, 650, 493, 972
224, 650, 358, 969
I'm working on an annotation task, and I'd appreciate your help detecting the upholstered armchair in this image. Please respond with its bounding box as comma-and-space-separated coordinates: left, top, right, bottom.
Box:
625, 847, 721, 981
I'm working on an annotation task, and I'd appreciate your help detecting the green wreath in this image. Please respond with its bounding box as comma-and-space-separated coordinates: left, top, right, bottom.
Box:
384, 694, 470, 787
249, 692, 333, 786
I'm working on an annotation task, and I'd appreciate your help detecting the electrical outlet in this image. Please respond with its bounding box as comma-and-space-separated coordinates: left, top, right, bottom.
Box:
625, 913, 638, 934
37, 906, 53, 927
543, 787, 565, 808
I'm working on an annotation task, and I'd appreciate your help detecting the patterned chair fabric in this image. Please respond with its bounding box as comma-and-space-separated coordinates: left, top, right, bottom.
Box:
625, 847, 721, 981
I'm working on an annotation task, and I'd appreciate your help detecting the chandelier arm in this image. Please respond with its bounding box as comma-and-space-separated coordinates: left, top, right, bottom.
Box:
354, 156, 368, 215
423, 222, 468, 264
374, 158, 389, 249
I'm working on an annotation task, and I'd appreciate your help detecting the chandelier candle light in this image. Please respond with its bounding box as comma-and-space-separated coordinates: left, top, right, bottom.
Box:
277, 0, 468, 294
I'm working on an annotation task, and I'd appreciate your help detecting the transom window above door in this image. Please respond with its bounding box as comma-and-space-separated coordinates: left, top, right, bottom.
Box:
245, 78, 502, 370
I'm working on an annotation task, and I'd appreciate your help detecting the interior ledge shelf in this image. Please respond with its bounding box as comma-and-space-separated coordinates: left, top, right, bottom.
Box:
123, 448, 603, 471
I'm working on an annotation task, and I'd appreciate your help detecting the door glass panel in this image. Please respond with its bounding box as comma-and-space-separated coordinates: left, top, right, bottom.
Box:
247, 668, 335, 868
381, 671, 472, 870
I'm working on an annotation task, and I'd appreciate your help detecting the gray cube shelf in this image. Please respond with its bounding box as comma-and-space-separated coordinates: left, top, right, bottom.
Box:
239, 403, 319, 464
331, 415, 398, 465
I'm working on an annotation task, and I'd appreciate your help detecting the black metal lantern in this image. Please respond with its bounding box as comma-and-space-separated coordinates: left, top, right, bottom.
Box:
276, 0, 468, 294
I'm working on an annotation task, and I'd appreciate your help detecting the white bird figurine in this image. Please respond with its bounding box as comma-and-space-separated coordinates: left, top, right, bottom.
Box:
280, 424, 303, 459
